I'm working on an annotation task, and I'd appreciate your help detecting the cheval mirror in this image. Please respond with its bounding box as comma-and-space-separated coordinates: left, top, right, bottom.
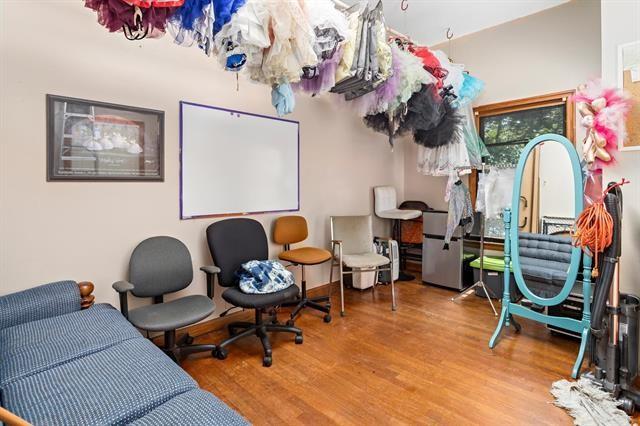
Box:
489, 133, 593, 379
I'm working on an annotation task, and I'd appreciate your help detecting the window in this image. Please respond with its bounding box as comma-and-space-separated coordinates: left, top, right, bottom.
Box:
471, 91, 575, 240
480, 104, 567, 168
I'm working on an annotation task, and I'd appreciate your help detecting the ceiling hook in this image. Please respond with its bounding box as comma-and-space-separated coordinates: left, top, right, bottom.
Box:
400, 0, 408, 11
446, 27, 454, 40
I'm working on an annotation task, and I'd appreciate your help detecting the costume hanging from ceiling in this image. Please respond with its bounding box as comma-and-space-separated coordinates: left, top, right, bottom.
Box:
83, 0, 489, 181
85, 0, 179, 37
212, 0, 246, 34
168, 0, 215, 54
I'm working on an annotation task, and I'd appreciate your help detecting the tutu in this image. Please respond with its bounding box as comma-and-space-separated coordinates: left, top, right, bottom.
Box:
433, 50, 464, 96
416, 130, 469, 177
85, 0, 177, 36
170, 0, 210, 31
304, 0, 349, 60
456, 73, 484, 106
292, 48, 344, 95
168, 0, 215, 54
410, 46, 448, 89
413, 96, 463, 148
85, 0, 134, 33
124, 0, 183, 7
363, 108, 405, 147
272, 83, 296, 117
214, 0, 270, 71
397, 84, 444, 135
212, 0, 246, 34
256, 1, 317, 85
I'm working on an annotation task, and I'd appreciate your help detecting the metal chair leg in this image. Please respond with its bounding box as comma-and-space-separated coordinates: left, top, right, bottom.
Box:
391, 272, 397, 311
339, 260, 345, 317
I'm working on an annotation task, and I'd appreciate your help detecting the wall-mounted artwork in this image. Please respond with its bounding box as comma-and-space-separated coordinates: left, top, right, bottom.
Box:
46, 95, 164, 181
618, 41, 640, 151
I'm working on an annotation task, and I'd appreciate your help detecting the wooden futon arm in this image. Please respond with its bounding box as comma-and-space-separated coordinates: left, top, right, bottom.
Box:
78, 281, 95, 309
0, 406, 31, 426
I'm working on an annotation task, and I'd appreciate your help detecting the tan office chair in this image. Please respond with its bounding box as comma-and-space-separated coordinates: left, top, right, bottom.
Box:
274, 216, 333, 324
329, 215, 396, 316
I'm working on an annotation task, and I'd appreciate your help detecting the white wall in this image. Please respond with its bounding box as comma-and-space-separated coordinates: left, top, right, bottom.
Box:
0, 2, 406, 314
539, 142, 575, 218
600, 0, 640, 294
403, 0, 602, 210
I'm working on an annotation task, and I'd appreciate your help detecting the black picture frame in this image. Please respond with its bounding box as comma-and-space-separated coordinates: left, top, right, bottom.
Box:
46, 94, 164, 181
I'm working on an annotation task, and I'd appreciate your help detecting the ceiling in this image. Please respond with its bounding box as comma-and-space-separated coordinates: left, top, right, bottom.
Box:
375, 0, 569, 46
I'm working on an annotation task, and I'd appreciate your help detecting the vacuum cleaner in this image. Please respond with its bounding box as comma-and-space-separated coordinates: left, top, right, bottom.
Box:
587, 183, 640, 413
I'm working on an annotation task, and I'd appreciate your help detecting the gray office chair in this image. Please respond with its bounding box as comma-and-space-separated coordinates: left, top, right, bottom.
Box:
113, 236, 217, 362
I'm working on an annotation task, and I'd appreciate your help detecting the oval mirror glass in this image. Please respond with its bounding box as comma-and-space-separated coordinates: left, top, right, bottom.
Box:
516, 140, 576, 299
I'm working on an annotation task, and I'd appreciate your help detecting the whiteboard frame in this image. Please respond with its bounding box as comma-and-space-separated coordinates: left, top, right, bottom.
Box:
179, 101, 300, 219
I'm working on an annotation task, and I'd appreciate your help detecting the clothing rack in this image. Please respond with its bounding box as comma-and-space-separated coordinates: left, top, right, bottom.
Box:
451, 162, 498, 316
331, 0, 415, 44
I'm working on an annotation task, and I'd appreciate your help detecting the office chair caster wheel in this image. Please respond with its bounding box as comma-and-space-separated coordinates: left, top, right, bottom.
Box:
262, 356, 272, 367
184, 335, 194, 345
295, 334, 303, 344
619, 397, 634, 414
323, 314, 332, 323
213, 347, 228, 360
286, 319, 295, 327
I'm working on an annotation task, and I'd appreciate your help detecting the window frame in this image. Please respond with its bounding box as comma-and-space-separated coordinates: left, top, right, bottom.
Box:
468, 90, 576, 247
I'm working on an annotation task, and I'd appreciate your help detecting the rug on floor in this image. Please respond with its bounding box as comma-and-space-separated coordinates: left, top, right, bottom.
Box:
550, 378, 630, 425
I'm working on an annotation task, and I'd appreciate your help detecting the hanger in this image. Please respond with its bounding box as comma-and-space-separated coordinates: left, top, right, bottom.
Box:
123, 6, 149, 41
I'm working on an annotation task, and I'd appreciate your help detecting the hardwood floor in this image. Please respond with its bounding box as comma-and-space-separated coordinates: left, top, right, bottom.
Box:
182, 279, 580, 425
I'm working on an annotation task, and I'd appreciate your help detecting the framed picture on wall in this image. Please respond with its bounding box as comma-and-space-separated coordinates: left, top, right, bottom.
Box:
46, 94, 164, 181
617, 41, 640, 151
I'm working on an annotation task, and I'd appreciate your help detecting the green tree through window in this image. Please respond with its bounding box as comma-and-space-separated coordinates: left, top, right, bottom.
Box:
480, 105, 566, 168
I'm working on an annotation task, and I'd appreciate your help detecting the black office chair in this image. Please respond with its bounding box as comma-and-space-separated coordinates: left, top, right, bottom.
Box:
112, 236, 217, 362
203, 218, 302, 367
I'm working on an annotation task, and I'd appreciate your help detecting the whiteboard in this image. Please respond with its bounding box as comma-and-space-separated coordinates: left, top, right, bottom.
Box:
180, 101, 299, 219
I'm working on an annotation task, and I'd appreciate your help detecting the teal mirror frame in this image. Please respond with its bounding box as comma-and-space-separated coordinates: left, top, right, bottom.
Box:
488, 133, 593, 379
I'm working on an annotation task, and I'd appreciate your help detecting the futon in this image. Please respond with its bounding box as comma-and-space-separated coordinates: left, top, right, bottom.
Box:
0, 281, 247, 426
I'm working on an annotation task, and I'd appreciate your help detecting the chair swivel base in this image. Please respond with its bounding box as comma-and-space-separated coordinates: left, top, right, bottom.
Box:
162, 331, 217, 363
213, 308, 303, 367
282, 280, 332, 324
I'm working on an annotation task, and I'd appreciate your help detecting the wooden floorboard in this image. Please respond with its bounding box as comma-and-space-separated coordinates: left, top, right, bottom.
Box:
181, 279, 580, 425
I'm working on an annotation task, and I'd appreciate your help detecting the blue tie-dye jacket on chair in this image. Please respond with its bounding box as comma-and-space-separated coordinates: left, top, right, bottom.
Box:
236, 260, 295, 294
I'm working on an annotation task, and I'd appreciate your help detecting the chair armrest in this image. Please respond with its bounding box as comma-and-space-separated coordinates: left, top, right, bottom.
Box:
200, 266, 220, 299
374, 235, 393, 243
112, 280, 134, 318
200, 265, 221, 275
112, 280, 134, 293
0, 281, 82, 330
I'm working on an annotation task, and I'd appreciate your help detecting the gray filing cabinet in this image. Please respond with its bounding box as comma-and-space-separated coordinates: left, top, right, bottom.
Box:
422, 210, 465, 290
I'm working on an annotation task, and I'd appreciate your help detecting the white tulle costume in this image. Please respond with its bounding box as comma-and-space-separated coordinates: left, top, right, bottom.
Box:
304, 0, 349, 60
213, 0, 270, 72
257, 1, 318, 85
